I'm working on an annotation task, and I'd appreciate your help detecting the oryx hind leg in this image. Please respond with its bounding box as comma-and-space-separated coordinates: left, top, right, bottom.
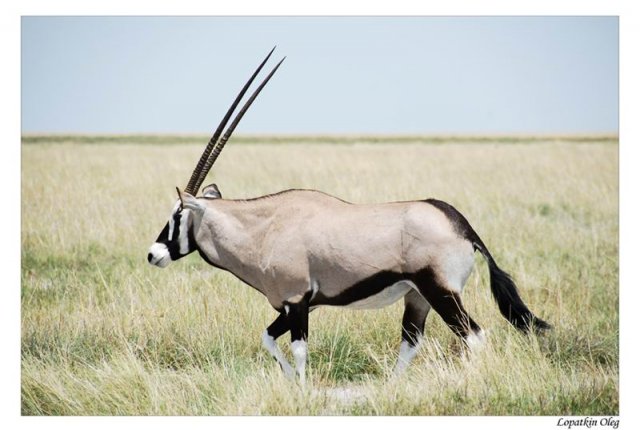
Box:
262, 313, 295, 379
393, 289, 432, 375
413, 268, 485, 350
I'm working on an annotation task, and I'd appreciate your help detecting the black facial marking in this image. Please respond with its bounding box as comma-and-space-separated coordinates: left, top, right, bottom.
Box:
153, 210, 197, 261
155, 223, 170, 243
166, 213, 183, 260
171, 212, 181, 241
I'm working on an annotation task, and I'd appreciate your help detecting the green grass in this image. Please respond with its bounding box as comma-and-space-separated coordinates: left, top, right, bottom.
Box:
21, 136, 618, 415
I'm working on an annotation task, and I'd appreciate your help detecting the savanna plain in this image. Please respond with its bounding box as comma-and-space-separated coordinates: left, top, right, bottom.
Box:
21, 135, 618, 415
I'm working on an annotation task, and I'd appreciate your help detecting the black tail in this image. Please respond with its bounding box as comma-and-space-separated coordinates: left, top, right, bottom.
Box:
425, 198, 551, 333
475, 243, 552, 333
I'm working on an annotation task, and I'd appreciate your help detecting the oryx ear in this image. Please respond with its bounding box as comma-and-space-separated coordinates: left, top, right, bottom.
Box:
176, 187, 205, 214
202, 183, 222, 199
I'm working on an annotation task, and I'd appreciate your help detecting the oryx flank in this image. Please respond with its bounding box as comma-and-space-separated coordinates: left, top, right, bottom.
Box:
147, 48, 551, 384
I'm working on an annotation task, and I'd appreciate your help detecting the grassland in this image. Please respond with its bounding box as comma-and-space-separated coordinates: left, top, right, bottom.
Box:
21, 136, 618, 415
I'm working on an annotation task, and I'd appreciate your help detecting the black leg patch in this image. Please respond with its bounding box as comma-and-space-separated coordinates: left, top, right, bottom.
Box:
411, 268, 481, 338
286, 301, 309, 343
401, 291, 430, 347
266, 313, 290, 340
401, 305, 426, 347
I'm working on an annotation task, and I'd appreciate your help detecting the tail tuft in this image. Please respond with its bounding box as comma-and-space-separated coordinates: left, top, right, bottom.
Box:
488, 261, 552, 333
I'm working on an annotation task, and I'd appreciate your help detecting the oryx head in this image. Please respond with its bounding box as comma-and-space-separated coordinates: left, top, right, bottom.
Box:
147, 48, 284, 268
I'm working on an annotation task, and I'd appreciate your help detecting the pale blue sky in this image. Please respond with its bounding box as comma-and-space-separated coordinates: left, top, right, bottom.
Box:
21, 16, 618, 134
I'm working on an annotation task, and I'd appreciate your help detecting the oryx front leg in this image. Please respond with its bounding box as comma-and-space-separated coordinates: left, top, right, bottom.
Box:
262, 313, 295, 379
284, 298, 310, 386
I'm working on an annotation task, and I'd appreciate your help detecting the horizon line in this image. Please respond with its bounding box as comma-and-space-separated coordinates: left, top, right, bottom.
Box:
21, 131, 619, 139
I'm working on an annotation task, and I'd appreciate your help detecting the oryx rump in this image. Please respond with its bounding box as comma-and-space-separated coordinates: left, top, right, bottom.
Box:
147, 48, 551, 384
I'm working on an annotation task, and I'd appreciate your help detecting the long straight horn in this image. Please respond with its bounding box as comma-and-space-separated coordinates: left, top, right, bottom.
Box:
184, 47, 276, 196
195, 56, 286, 190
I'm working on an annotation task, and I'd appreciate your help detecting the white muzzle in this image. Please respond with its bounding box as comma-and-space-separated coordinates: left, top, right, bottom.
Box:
147, 243, 171, 268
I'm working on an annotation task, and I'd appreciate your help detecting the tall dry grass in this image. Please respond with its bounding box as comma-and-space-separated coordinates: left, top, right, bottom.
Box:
21, 137, 618, 415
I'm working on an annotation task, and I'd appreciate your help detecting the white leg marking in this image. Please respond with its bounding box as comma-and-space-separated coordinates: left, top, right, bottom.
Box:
261, 331, 295, 378
393, 339, 421, 376
464, 329, 486, 352
291, 339, 308, 385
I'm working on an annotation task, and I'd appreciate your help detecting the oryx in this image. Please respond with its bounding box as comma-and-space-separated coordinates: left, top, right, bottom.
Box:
147, 48, 551, 384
